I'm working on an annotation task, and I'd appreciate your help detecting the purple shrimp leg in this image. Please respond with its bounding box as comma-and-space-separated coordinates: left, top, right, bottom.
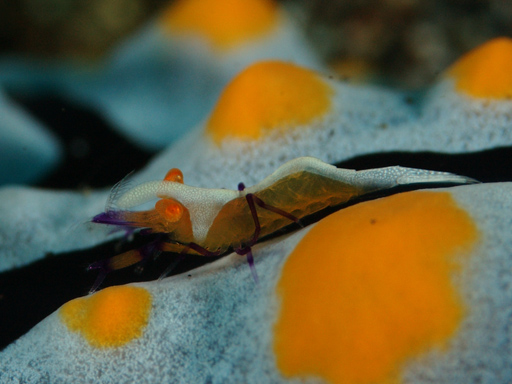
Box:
87, 262, 109, 294
242, 190, 261, 245
158, 253, 186, 281
87, 238, 161, 293
239, 182, 302, 246
235, 246, 260, 284
159, 242, 222, 280
250, 194, 303, 227
237, 182, 302, 283
237, 192, 266, 283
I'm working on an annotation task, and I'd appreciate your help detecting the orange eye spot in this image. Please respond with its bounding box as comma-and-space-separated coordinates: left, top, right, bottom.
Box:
447, 37, 512, 99
160, 0, 278, 50
155, 198, 184, 223
60, 286, 152, 348
206, 61, 333, 144
165, 203, 183, 221
164, 168, 184, 183
274, 191, 478, 384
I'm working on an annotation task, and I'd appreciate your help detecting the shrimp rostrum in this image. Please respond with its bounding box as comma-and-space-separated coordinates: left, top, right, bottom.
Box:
90, 156, 475, 290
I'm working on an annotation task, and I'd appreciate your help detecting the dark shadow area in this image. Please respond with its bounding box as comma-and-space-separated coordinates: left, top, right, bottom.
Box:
13, 95, 154, 189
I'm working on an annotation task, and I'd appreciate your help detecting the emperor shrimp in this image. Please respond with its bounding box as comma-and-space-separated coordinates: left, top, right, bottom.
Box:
90, 156, 476, 291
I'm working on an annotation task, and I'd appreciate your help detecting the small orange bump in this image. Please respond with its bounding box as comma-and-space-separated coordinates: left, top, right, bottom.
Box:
206, 61, 333, 144
448, 37, 512, 99
60, 285, 152, 348
164, 168, 184, 183
155, 198, 184, 223
274, 191, 478, 384
160, 0, 278, 50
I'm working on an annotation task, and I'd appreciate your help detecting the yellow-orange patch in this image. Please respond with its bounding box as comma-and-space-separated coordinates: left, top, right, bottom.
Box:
274, 191, 478, 384
448, 37, 512, 99
160, 0, 278, 50
206, 61, 333, 144
60, 285, 152, 348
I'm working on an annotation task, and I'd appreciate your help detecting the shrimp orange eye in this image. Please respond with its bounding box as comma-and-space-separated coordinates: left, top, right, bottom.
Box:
164, 168, 184, 183
165, 203, 183, 221
155, 199, 184, 223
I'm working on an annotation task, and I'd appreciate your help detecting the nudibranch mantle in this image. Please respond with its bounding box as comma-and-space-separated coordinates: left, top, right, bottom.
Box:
111, 157, 474, 245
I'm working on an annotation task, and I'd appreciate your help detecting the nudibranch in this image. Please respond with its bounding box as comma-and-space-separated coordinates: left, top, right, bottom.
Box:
91, 157, 475, 291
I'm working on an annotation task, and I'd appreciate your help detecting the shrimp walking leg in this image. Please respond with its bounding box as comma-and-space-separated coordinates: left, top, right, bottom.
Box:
159, 242, 222, 280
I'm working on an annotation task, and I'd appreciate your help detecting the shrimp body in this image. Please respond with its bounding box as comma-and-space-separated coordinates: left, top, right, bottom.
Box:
90, 156, 475, 290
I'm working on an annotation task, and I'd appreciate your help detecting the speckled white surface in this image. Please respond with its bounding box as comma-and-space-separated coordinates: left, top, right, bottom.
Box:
0, 187, 111, 271
1, 183, 511, 384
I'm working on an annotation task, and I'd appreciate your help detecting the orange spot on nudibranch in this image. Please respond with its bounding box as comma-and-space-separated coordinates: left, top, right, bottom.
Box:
60, 286, 152, 348
206, 61, 333, 144
164, 168, 184, 183
448, 37, 512, 99
160, 0, 278, 50
274, 191, 478, 384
